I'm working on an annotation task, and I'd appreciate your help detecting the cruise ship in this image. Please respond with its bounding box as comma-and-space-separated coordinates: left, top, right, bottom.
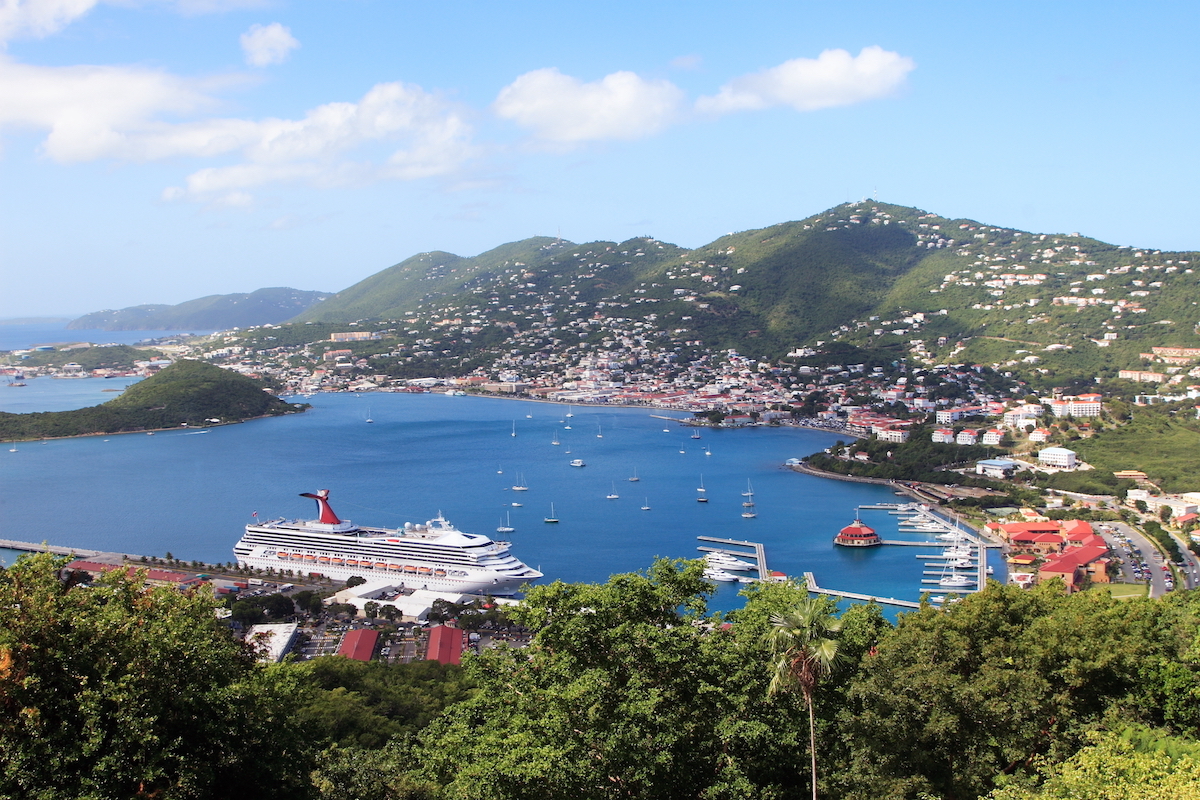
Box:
233, 490, 543, 595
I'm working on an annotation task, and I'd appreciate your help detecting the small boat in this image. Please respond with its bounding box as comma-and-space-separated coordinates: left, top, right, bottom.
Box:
570, 459, 585, 467
565, 407, 574, 418
511, 421, 516, 437
552, 432, 560, 445
663, 427, 670, 432
606, 482, 619, 500
497, 465, 503, 474
691, 431, 701, 440
596, 424, 603, 439
641, 498, 651, 511
512, 473, 528, 491
497, 512, 515, 534
417, 566, 433, 575
742, 480, 754, 497
705, 448, 712, 456
365, 406, 373, 424
544, 503, 559, 523
629, 467, 640, 482
939, 572, 975, 589
511, 502, 522, 507
525, 413, 532, 419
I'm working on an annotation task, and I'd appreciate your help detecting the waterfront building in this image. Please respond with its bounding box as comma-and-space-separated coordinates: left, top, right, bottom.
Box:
337, 628, 378, 662
833, 515, 882, 547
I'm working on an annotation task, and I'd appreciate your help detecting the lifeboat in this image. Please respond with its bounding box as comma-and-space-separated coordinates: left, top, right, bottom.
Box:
303, 554, 316, 561
345, 559, 359, 567
388, 563, 403, 571
402, 565, 418, 574
433, 568, 447, 577
417, 566, 433, 575
291, 553, 303, 560
317, 555, 331, 564
274, 552, 287, 559
331, 557, 345, 565
374, 561, 388, 569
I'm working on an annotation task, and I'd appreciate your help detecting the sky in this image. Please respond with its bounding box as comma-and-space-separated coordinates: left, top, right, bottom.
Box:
2, 1, 1199, 319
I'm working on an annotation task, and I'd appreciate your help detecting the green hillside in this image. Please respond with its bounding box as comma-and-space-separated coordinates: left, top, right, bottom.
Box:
284, 202, 1200, 375
69, 287, 332, 331
0, 360, 304, 440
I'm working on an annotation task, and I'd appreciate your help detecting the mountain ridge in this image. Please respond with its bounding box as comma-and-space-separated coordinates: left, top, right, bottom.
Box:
68, 287, 332, 331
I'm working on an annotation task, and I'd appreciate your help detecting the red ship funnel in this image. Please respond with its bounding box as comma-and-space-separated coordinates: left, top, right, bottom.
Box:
300, 490, 342, 524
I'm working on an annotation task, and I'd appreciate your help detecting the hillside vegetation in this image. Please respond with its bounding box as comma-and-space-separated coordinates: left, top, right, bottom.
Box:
69, 287, 331, 331
0, 360, 303, 440
282, 201, 1200, 375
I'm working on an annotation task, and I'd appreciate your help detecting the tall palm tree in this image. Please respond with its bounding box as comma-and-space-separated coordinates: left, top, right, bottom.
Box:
765, 599, 842, 800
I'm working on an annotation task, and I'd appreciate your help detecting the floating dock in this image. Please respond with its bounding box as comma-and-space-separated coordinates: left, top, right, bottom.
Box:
697, 536, 767, 580
803, 572, 921, 609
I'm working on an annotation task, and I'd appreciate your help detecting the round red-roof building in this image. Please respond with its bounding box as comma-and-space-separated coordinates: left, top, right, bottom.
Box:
834, 514, 881, 547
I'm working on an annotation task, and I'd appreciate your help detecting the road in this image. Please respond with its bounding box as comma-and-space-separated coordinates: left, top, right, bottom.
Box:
1100, 521, 1176, 598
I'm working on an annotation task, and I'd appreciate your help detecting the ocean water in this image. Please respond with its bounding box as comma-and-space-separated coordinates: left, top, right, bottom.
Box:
0, 385, 1004, 613
0, 321, 208, 352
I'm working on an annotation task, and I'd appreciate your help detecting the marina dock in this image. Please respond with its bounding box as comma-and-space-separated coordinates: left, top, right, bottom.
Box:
0, 538, 109, 559
803, 572, 921, 609
697, 536, 768, 580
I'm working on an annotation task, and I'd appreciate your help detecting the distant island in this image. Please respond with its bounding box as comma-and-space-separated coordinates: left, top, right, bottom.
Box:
0, 360, 305, 440
68, 287, 331, 331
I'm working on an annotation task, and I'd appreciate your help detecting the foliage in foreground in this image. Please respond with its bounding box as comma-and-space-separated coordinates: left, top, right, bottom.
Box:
0, 553, 313, 800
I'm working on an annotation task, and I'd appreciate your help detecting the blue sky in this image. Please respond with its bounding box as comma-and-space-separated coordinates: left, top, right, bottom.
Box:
2, 1, 1198, 318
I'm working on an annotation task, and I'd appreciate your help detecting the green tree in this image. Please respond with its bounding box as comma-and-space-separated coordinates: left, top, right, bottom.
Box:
765, 599, 842, 800
0, 553, 313, 799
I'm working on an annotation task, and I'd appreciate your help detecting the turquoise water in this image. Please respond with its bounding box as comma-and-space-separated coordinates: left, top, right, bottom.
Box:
0, 385, 1003, 612
0, 376, 142, 413
0, 321, 207, 352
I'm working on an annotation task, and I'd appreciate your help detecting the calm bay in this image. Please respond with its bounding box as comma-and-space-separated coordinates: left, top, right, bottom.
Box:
0, 381, 1004, 611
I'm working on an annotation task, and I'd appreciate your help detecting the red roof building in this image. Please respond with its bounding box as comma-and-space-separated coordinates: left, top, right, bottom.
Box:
833, 516, 881, 547
426, 625, 466, 665
1037, 545, 1111, 591
337, 629, 378, 662
66, 560, 203, 590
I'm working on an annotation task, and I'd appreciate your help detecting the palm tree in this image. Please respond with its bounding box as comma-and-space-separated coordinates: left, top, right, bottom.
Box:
765, 598, 841, 800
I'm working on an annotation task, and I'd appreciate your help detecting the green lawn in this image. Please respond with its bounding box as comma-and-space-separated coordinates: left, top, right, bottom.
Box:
1100, 582, 1149, 600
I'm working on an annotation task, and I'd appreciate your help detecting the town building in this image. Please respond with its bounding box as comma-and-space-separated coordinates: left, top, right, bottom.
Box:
337, 629, 378, 662
1038, 446, 1078, 470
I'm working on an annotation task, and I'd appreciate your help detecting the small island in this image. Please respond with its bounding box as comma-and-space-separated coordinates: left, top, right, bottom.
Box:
0, 360, 306, 441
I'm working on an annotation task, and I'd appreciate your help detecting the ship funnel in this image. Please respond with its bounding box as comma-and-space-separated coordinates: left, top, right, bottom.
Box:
299, 489, 342, 524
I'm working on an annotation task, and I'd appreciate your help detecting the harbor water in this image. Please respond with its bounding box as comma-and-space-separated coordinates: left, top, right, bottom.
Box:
0, 383, 1005, 613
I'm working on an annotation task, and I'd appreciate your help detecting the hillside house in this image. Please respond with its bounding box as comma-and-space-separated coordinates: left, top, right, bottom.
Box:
1038, 446, 1078, 470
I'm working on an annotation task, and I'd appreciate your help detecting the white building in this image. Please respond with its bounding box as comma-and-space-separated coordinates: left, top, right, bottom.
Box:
1038, 446, 1078, 470
1045, 394, 1102, 417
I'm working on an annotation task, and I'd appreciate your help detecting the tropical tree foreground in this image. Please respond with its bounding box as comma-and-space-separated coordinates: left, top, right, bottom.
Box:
3, 554, 1200, 799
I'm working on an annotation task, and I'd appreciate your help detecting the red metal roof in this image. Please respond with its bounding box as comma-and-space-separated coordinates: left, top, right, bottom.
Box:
337, 629, 378, 662
426, 625, 466, 665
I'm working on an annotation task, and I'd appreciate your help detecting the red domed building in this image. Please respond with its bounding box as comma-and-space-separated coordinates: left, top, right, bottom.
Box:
833, 513, 882, 547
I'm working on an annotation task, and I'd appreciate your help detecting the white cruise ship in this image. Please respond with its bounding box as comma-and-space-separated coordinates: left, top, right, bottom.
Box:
233, 490, 543, 595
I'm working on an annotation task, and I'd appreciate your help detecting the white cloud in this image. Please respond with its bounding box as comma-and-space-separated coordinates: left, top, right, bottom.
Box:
0, 53, 476, 198
0, 0, 98, 42
0, 0, 270, 44
695, 46, 915, 115
240, 22, 299, 67
493, 67, 685, 143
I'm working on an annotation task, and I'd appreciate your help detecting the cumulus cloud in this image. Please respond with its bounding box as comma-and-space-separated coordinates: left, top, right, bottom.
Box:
493, 67, 685, 143
0, 54, 475, 198
0, 0, 270, 44
695, 46, 915, 115
240, 22, 299, 67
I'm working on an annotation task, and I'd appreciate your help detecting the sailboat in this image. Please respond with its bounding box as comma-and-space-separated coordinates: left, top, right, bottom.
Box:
544, 503, 559, 523
365, 406, 373, 424
497, 512, 515, 534
551, 431, 560, 445
741, 483, 757, 518
511, 421, 517, 437
606, 482, 619, 500
596, 423, 603, 438
565, 406, 574, 418
697, 475, 708, 503
512, 473, 528, 491
641, 498, 651, 511
497, 464, 503, 474
8, 442, 16, 453
690, 430, 701, 440
628, 467, 640, 482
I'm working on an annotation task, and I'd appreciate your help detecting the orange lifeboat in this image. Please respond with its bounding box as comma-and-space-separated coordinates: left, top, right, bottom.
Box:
331, 557, 345, 565
416, 566, 433, 575
388, 563, 403, 571
303, 554, 316, 561
433, 568, 447, 577
345, 559, 359, 567
317, 555, 331, 564
374, 561, 388, 569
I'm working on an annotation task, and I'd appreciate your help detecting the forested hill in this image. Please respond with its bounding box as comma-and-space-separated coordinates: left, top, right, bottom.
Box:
0, 360, 303, 440
68, 287, 331, 331
284, 202, 1200, 361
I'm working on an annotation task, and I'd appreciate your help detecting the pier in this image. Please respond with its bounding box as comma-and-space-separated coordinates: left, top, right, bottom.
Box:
697, 536, 767, 580
0, 538, 107, 558
803, 572, 921, 609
